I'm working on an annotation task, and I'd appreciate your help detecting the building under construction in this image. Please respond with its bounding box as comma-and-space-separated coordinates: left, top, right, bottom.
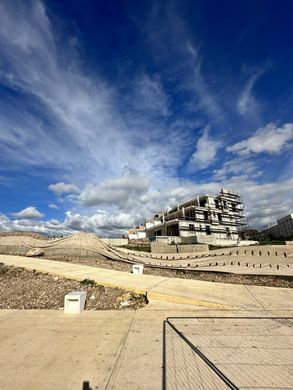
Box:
145, 189, 245, 242
261, 214, 293, 240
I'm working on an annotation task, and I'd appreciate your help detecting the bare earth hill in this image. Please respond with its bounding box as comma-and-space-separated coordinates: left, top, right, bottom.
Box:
0, 232, 292, 279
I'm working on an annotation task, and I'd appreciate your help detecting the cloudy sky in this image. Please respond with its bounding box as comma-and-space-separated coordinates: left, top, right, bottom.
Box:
0, 0, 292, 236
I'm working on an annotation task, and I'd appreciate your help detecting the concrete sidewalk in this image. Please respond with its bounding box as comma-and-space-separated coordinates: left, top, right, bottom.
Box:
1, 254, 293, 311
1, 307, 292, 390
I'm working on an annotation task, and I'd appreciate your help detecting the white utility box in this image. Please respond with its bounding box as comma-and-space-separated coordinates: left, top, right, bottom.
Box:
132, 264, 144, 275
64, 291, 87, 314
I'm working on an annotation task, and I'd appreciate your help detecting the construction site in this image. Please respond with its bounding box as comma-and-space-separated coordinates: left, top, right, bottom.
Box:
145, 189, 248, 245
0, 230, 293, 389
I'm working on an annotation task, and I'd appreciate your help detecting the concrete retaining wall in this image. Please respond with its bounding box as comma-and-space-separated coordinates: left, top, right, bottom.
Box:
177, 244, 208, 253
100, 238, 129, 247
151, 243, 177, 253
195, 236, 258, 247
155, 236, 181, 244
154, 236, 198, 245
151, 242, 209, 254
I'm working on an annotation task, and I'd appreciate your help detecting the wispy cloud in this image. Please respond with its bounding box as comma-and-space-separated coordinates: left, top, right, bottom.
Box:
189, 48, 223, 121
0, 1, 291, 236
0, 0, 178, 186
48, 203, 58, 210
189, 127, 222, 170
237, 69, 264, 115
213, 157, 260, 180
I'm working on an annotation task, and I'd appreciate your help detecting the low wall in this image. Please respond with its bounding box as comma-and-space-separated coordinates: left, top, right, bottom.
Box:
155, 236, 181, 244
195, 236, 258, 247
177, 244, 208, 253
151, 243, 177, 253
151, 242, 209, 254
154, 236, 198, 245
100, 238, 129, 247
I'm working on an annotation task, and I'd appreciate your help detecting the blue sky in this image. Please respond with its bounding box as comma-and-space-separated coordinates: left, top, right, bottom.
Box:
0, 0, 292, 235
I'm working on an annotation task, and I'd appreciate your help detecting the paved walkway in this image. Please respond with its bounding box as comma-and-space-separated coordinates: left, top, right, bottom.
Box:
1, 254, 293, 389
1, 254, 293, 311
0, 308, 292, 390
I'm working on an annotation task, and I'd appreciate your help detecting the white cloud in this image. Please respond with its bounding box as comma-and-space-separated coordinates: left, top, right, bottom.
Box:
0, 214, 66, 234
130, 74, 170, 117
48, 203, 58, 209
0, 1, 291, 237
237, 70, 263, 115
189, 127, 222, 170
49, 182, 80, 195
80, 171, 150, 207
1, 176, 292, 234
187, 43, 223, 122
0, 0, 182, 188
213, 157, 260, 180
238, 178, 293, 229
228, 123, 293, 156
64, 210, 135, 235
12, 206, 44, 219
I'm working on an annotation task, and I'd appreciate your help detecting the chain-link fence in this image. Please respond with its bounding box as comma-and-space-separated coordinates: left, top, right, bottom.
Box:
163, 317, 293, 390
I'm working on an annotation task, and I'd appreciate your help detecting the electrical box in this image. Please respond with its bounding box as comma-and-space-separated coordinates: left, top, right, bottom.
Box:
64, 291, 87, 314
132, 264, 144, 275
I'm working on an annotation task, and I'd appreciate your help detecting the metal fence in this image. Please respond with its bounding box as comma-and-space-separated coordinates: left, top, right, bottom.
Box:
163, 317, 293, 390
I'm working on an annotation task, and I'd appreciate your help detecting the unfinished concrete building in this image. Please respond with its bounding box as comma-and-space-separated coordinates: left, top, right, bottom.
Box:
145, 189, 246, 244
262, 214, 293, 240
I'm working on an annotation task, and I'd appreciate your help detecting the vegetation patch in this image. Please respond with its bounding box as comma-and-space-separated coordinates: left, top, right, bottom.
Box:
80, 278, 96, 286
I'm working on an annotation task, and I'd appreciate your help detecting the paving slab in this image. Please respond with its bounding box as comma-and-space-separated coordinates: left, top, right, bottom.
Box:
0, 310, 134, 390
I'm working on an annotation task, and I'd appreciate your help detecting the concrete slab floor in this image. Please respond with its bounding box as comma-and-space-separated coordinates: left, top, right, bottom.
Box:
1, 306, 293, 390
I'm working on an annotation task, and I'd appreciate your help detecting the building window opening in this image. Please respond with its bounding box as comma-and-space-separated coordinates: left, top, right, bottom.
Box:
200, 199, 206, 207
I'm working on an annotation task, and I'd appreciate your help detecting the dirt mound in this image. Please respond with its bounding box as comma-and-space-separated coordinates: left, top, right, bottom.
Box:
0, 231, 48, 240
0, 232, 114, 259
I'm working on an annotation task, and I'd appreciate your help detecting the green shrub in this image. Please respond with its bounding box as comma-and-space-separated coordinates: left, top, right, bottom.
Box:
80, 279, 96, 286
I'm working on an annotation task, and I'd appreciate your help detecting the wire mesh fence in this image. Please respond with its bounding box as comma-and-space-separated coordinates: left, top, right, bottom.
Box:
163, 317, 293, 390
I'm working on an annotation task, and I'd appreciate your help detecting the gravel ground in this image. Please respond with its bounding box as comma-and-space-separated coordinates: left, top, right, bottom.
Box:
46, 256, 293, 288
0, 263, 147, 310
